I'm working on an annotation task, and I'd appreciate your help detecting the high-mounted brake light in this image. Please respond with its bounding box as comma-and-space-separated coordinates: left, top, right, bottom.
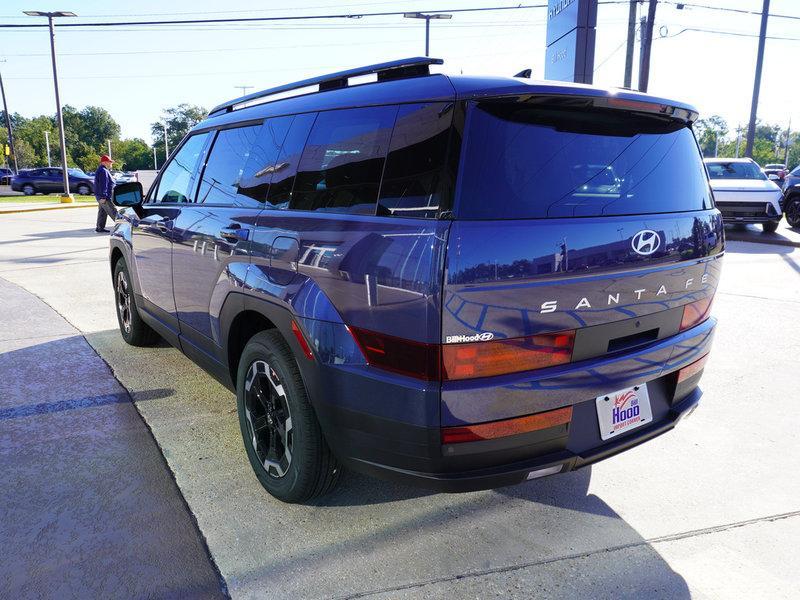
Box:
680, 296, 714, 331
442, 331, 575, 380
441, 406, 573, 444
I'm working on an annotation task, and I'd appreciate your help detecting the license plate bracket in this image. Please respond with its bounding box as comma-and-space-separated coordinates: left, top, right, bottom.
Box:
595, 384, 653, 441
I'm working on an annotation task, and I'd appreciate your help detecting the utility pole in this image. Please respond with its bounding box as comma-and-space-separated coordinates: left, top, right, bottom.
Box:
623, 0, 639, 88
162, 121, 169, 161
107, 139, 112, 158
784, 118, 792, 166
235, 85, 253, 96
735, 124, 743, 158
745, 0, 770, 158
637, 0, 657, 92
403, 12, 452, 57
25, 10, 77, 202
45, 130, 51, 166
0, 66, 18, 173
153, 146, 158, 170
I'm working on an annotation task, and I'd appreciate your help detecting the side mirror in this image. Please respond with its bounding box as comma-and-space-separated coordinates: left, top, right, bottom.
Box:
112, 181, 143, 207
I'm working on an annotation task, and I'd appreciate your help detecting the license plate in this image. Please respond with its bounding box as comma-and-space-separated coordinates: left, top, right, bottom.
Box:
595, 384, 653, 441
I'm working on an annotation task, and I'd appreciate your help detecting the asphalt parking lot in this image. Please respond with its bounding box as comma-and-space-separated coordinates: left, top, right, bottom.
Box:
1, 208, 799, 599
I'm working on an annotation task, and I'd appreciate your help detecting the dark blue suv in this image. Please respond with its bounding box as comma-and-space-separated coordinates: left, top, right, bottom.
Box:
108, 58, 722, 503
11, 167, 94, 196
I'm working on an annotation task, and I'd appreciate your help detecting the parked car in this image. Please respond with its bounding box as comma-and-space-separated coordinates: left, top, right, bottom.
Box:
763, 163, 787, 186
10, 167, 94, 196
113, 171, 136, 184
108, 57, 721, 503
0, 167, 14, 185
782, 165, 800, 228
703, 158, 783, 232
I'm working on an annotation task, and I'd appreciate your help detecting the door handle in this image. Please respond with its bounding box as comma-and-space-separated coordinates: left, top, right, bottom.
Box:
220, 227, 249, 242
154, 220, 170, 232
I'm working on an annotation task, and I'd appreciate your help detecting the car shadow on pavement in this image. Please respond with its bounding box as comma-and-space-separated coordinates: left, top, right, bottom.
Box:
724, 224, 800, 249
233, 466, 690, 598
0, 227, 102, 246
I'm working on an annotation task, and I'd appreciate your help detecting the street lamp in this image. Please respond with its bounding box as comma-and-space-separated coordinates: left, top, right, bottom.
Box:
24, 10, 77, 203
162, 121, 169, 160
44, 131, 51, 166
403, 12, 452, 57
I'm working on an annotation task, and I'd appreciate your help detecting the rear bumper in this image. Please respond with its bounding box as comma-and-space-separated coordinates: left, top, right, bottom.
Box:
345, 388, 700, 493
310, 317, 715, 493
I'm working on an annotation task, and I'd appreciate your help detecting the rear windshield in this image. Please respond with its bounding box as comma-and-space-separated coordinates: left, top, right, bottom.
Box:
457, 101, 712, 219
705, 161, 766, 180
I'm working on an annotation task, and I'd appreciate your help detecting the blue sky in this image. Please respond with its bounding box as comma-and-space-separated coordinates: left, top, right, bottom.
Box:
1, 1, 798, 143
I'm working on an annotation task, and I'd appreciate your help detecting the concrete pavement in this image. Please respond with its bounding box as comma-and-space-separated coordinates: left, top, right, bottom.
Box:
1, 209, 799, 598
0, 277, 226, 599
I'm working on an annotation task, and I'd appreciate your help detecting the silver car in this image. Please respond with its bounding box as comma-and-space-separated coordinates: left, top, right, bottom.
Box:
704, 158, 783, 233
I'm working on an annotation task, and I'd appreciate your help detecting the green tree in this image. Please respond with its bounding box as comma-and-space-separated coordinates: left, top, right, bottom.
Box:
114, 138, 152, 171
695, 115, 729, 157
151, 104, 207, 159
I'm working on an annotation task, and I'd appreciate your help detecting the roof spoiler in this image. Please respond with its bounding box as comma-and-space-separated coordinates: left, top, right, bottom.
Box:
208, 57, 443, 117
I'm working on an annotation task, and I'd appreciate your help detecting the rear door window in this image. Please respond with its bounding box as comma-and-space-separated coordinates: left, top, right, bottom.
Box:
265, 113, 317, 209
152, 133, 210, 203
457, 100, 712, 219
238, 116, 294, 204
290, 106, 398, 215
196, 125, 261, 207
378, 102, 453, 219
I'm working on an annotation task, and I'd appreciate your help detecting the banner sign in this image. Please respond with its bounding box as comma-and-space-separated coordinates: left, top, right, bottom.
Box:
544, 0, 598, 84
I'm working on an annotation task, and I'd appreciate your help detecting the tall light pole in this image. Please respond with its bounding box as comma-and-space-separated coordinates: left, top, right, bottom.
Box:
403, 12, 452, 57
153, 146, 158, 170
45, 130, 51, 166
745, 0, 770, 158
235, 85, 253, 96
24, 10, 77, 203
162, 121, 169, 161
107, 139, 112, 159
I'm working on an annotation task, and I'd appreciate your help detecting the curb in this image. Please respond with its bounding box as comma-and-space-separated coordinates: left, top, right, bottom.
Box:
725, 231, 800, 249
0, 203, 96, 215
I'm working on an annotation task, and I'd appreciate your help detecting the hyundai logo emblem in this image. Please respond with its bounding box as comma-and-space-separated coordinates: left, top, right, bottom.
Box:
631, 230, 661, 256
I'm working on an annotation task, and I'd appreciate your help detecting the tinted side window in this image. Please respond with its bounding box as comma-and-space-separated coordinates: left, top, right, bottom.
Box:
196, 125, 261, 207
291, 106, 397, 215
152, 133, 210, 203
238, 116, 293, 203
378, 102, 453, 218
266, 113, 317, 209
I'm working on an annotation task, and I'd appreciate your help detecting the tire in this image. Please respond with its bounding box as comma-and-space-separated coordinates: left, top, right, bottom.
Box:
762, 220, 779, 233
22, 184, 35, 195
77, 184, 91, 196
113, 259, 160, 346
785, 197, 800, 229
236, 330, 340, 503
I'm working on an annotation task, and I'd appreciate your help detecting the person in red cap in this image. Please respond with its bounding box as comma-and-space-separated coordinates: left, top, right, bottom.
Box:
93, 154, 117, 233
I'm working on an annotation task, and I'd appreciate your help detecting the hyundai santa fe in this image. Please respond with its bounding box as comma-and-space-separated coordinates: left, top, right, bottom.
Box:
107, 58, 722, 503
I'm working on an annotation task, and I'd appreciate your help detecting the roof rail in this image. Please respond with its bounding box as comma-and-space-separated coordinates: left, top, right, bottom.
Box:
208, 57, 443, 117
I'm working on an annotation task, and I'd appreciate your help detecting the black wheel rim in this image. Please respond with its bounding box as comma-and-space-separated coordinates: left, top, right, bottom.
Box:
244, 360, 293, 478
116, 270, 132, 334
787, 201, 800, 226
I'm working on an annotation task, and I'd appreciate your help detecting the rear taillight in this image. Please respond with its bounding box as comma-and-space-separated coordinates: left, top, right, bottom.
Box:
442, 331, 574, 380
347, 327, 575, 381
348, 327, 440, 381
680, 296, 714, 331
441, 406, 573, 444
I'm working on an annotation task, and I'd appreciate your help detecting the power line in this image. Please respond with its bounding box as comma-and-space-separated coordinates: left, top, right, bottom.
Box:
0, 5, 551, 28
658, 26, 800, 42
661, 1, 800, 21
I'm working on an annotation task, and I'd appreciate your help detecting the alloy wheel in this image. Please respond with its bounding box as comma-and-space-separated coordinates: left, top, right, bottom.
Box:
116, 269, 132, 334
786, 199, 800, 228
243, 359, 293, 478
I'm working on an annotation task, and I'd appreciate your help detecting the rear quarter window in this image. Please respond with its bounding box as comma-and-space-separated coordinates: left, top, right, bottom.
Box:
457, 100, 712, 219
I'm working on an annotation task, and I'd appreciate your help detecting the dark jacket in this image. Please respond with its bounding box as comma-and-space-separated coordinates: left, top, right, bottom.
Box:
94, 165, 114, 201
